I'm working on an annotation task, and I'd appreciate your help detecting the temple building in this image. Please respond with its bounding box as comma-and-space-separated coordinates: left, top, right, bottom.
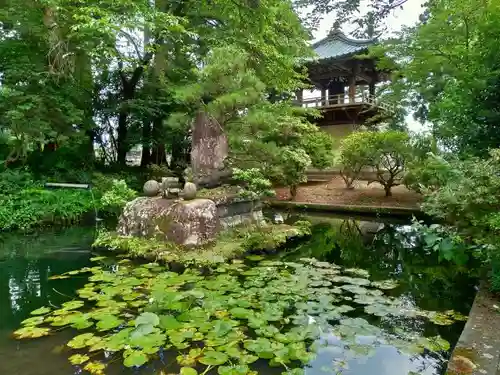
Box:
296, 30, 392, 141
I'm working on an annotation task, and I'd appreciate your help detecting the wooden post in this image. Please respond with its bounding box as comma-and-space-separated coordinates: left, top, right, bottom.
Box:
348, 75, 356, 103
321, 87, 327, 107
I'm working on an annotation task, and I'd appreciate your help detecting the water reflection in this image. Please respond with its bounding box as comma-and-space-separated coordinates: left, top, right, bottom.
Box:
0, 227, 95, 331
280, 217, 478, 375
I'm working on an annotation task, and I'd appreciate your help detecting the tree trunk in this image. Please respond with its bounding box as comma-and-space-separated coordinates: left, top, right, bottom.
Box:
384, 185, 392, 197
150, 117, 167, 165
141, 120, 152, 167
117, 112, 128, 166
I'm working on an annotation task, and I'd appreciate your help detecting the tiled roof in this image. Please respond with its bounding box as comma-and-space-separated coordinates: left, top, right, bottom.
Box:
311, 31, 376, 61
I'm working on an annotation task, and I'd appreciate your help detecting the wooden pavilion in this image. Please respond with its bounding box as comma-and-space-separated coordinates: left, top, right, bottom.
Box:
296, 30, 392, 139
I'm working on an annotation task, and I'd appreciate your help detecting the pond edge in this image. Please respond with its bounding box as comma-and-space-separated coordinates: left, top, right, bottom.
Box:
267, 200, 423, 218
446, 283, 500, 375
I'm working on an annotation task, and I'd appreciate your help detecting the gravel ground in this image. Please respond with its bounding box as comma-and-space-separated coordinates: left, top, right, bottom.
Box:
275, 176, 422, 209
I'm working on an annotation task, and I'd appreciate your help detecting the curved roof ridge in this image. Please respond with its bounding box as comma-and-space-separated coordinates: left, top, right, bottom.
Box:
312, 30, 377, 49
310, 30, 377, 61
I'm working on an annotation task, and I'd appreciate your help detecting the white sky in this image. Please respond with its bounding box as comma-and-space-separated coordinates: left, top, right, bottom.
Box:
308, 0, 428, 132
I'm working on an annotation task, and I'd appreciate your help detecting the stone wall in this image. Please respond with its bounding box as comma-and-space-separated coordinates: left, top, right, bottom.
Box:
212, 195, 265, 229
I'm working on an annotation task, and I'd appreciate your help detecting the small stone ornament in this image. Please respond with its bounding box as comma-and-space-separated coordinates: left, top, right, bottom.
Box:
183, 182, 197, 200
161, 177, 182, 199
143, 180, 160, 197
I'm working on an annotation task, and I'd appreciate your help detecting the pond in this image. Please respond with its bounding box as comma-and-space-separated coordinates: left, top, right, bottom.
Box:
0, 216, 478, 375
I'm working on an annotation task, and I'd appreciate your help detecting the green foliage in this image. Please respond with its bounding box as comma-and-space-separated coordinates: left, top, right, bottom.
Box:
0, 168, 137, 231
93, 223, 312, 265
377, 0, 500, 157
100, 180, 137, 216
339, 132, 374, 189
413, 149, 500, 289
339, 130, 411, 196
0, 182, 96, 232
241, 221, 312, 251
227, 101, 334, 198
14, 256, 462, 373
404, 153, 460, 194
232, 168, 275, 201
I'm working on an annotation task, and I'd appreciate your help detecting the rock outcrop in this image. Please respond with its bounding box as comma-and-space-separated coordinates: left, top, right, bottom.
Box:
117, 197, 218, 247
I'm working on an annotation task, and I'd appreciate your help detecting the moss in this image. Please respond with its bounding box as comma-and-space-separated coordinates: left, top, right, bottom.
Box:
92, 221, 311, 266
446, 347, 478, 375
197, 185, 243, 200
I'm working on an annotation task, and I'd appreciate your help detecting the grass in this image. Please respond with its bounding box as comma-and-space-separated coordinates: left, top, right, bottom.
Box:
92, 221, 312, 266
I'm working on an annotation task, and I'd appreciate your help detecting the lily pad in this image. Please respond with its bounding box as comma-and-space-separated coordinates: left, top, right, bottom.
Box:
30, 306, 51, 316
69, 354, 90, 365
371, 279, 398, 290
83, 361, 106, 375
123, 349, 148, 367
218, 365, 251, 375
13, 326, 50, 339
199, 350, 229, 365
181, 368, 199, 375
21, 316, 45, 326
345, 268, 370, 278
67, 333, 102, 349
96, 315, 123, 331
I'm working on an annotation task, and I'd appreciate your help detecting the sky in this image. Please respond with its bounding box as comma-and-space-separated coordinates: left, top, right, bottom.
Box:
306, 0, 428, 132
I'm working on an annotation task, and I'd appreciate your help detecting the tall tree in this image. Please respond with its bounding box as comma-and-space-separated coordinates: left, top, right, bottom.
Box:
375, 0, 500, 157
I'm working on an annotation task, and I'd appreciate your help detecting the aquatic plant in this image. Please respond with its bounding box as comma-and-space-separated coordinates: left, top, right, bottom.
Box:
14, 257, 467, 375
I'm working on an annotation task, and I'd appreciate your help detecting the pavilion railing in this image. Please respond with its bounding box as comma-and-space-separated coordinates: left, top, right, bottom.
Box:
295, 93, 394, 112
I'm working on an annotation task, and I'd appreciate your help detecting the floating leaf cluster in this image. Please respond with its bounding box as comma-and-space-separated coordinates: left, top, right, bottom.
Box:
14, 257, 467, 374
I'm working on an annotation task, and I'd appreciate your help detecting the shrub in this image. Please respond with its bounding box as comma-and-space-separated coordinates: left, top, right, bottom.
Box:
416, 149, 500, 289
404, 153, 460, 193
0, 187, 95, 231
100, 179, 137, 217
339, 130, 411, 196
0, 168, 136, 231
232, 168, 275, 200
339, 132, 373, 189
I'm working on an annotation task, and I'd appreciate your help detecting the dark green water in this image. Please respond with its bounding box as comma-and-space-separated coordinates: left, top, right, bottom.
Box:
0, 227, 95, 375
0, 217, 478, 375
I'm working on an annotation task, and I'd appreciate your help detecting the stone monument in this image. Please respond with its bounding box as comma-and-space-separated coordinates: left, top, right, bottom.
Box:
190, 110, 230, 188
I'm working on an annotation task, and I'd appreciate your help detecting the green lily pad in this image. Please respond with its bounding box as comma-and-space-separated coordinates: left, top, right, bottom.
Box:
67, 333, 102, 349
123, 349, 148, 367
218, 364, 251, 375
135, 312, 159, 327
13, 326, 50, 339
230, 307, 253, 319
345, 268, 370, 278
21, 316, 45, 326
96, 315, 123, 331
83, 361, 106, 374
199, 350, 229, 365
30, 306, 51, 315
62, 300, 85, 310
181, 368, 198, 375
69, 354, 90, 365
371, 279, 399, 290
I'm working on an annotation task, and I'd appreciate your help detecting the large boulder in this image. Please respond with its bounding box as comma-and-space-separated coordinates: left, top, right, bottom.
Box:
117, 197, 218, 247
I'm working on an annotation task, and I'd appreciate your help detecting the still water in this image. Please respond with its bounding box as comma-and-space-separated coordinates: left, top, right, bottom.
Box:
0, 217, 478, 375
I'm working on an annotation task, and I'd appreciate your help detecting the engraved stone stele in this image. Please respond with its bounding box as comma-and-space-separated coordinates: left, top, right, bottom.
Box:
191, 110, 229, 188
143, 180, 160, 197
